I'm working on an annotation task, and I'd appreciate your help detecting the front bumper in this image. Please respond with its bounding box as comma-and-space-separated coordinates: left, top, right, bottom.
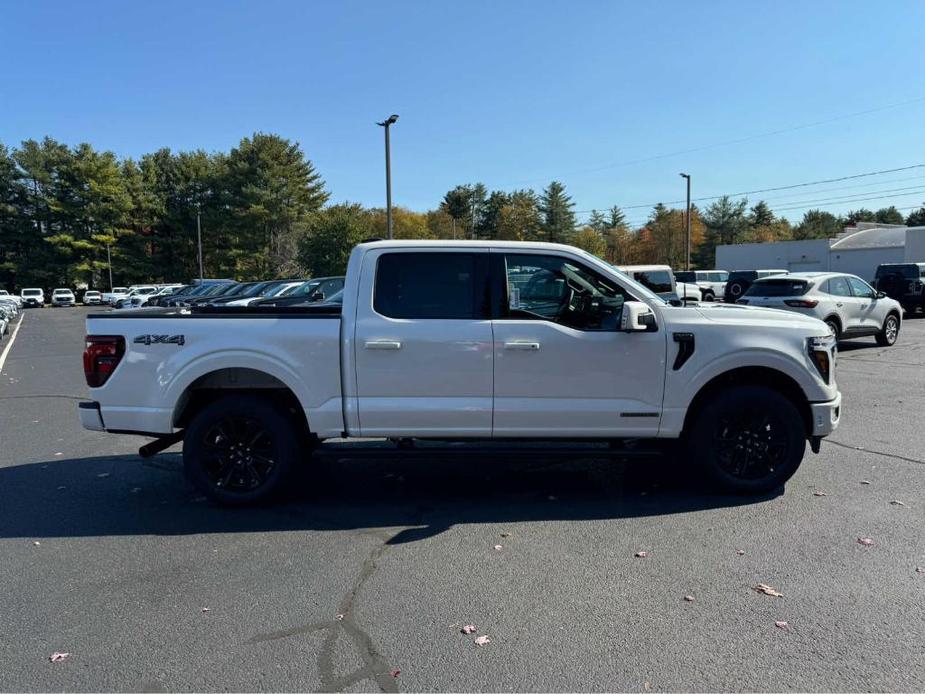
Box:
78, 401, 105, 431
810, 391, 841, 437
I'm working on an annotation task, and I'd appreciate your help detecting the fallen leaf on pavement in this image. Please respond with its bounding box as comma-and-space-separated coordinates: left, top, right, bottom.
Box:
860, 480, 871, 485
33, 541, 40, 546
857, 537, 874, 547
683, 595, 695, 602
736, 549, 745, 556
201, 607, 210, 613
493, 544, 503, 551
389, 669, 401, 678
334, 614, 344, 621
890, 500, 906, 506
916, 567, 925, 574
755, 583, 783, 598
474, 635, 490, 646
49, 652, 69, 662
461, 625, 477, 634
54, 452, 63, 457
500, 532, 512, 538
634, 551, 648, 558
812, 491, 827, 497
775, 620, 789, 629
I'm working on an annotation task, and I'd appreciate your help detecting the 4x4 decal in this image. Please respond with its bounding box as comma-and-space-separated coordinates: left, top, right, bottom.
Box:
133, 334, 185, 346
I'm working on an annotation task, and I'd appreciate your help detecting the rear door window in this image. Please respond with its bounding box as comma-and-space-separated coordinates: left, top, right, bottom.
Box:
374, 252, 488, 319
826, 276, 852, 297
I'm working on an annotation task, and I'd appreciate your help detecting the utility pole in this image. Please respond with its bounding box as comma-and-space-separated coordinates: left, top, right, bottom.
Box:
680, 173, 692, 270
107, 244, 113, 291
376, 114, 399, 239
196, 207, 204, 281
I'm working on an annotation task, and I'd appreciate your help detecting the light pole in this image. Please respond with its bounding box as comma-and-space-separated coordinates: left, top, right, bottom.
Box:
376, 114, 399, 239
679, 173, 691, 270
196, 206, 204, 281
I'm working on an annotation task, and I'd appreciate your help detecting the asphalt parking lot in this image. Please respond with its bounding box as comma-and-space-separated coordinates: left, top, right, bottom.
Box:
1, 307, 925, 692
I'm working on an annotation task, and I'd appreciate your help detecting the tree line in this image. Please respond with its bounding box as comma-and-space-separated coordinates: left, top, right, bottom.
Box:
2, 133, 923, 289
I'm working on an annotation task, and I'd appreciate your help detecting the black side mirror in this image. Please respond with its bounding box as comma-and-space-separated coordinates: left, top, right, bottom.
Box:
876, 291, 887, 299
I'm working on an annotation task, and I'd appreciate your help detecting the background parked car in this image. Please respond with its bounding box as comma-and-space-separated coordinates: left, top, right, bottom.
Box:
0, 290, 23, 308
723, 269, 789, 303
158, 280, 237, 307
222, 279, 306, 307
674, 270, 729, 301
130, 284, 185, 308
251, 276, 345, 308
615, 265, 701, 304
51, 288, 76, 307
113, 285, 158, 308
20, 288, 45, 307
872, 262, 925, 315
82, 290, 102, 305
737, 271, 902, 346
102, 287, 128, 305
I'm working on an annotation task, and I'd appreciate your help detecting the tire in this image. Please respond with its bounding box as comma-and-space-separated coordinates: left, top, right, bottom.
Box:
824, 316, 841, 340
702, 290, 715, 302
725, 280, 748, 302
686, 385, 806, 494
183, 394, 301, 505
875, 313, 900, 347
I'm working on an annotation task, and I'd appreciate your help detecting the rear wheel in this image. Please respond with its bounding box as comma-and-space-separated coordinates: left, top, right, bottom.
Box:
702, 290, 715, 302
824, 316, 841, 340
687, 385, 806, 494
875, 313, 900, 346
183, 395, 301, 505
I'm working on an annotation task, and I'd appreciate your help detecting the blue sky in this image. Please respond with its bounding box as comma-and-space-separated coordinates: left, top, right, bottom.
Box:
2, 0, 924, 224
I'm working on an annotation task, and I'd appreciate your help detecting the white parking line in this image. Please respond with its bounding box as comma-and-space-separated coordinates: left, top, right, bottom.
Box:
0, 313, 25, 376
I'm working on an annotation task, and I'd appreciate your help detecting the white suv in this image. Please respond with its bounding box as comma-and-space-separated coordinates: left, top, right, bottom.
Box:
20, 288, 45, 308
616, 265, 702, 304
51, 288, 76, 307
738, 272, 903, 345
675, 270, 728, 302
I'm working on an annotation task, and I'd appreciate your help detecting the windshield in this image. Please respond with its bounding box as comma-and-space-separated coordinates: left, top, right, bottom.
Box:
22, 289, 42, 296
745, 278, 810, 296
265, 282, 301, 298
290, 279, 324, 296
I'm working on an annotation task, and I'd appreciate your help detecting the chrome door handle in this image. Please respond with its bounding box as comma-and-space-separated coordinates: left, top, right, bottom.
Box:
835, 302, 843, 307
504, 341, 540, 351
365, 340, 402, 350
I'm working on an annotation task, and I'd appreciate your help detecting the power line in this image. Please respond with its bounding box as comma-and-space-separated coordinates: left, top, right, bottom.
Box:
574, 163, 925, 214
500, 96, 925, 187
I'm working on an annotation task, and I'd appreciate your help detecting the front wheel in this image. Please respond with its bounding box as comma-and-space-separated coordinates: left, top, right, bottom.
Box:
183, 395, 301, 505
687, 385, 806, 494
875, 313, 900, 346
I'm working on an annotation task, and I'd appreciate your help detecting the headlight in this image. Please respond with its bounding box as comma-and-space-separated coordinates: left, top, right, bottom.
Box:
807, 334, 836, 384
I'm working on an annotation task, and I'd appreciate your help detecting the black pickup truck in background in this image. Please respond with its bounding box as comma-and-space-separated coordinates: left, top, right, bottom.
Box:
873, 263, 925, 314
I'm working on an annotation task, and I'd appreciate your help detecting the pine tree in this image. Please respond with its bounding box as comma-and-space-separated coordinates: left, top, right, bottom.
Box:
539, 181, 576, 244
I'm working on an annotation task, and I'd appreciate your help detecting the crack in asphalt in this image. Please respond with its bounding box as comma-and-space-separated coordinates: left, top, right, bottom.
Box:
824, 438, 925, 465
245, 528, 400, 693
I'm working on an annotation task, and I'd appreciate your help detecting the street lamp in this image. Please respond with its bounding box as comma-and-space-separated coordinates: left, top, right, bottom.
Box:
679, 173, 691, 270
376, 114, 399, 239
196, 205, 204, 282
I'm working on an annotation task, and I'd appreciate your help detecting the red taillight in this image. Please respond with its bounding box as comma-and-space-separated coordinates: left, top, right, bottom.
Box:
83, 335, 125, 387
784, 299, 818, 308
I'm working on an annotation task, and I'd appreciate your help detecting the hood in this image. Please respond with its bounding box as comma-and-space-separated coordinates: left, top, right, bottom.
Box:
695, 302, 828, 331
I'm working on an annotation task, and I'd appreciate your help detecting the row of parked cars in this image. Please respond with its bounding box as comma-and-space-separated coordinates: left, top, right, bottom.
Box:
0, 290, 22, 337
103, 276, 347, 310
615, 263, 908, 346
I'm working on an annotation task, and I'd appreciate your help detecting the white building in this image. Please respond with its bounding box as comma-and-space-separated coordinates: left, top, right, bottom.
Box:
715, 223, 925, 282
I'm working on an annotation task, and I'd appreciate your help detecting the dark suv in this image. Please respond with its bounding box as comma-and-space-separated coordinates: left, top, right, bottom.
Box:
723, 269, 789, 303
873, 263, 925, 314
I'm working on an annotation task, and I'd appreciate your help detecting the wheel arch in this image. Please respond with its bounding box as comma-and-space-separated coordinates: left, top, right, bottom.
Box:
172, 367, 310, 436
681, 366, 812, 437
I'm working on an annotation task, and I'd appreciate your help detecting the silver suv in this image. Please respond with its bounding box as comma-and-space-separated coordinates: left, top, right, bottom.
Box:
738, 272, 903, 346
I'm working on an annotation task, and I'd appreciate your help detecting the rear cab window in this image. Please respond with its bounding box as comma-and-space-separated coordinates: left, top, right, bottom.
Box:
374, 252, 488, 319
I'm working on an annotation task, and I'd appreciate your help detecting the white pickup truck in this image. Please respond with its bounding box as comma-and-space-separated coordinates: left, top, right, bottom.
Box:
80, 240, 841, 504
